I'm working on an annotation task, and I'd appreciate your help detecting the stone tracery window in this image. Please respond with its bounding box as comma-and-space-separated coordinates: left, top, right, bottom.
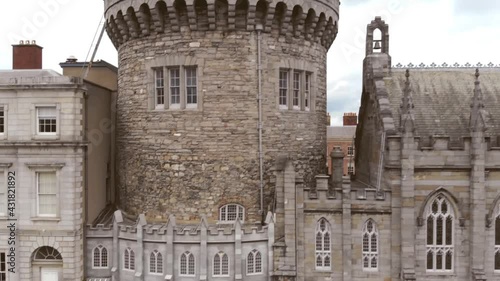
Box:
33, 246, 62, 260
362, 219, 378, 270
426, 194, 454, 272
247, 249, 262, 275
124, 247, 135, 271
150, 250, 163, 274
315, 218, 331, 270
213, 251, 229, 276
93, 245, 108, 268
180, 251, 195, 276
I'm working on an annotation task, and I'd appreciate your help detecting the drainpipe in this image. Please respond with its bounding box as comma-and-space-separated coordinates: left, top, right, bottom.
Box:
256, 24, 264, 216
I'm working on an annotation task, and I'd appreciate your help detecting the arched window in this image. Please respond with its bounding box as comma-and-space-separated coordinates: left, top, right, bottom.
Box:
150, 250, 163, 274
495, 208, 500, 270
93, 245, 108, 268
426, 194, 454, 271
315, 218, 331, 270
247, 249, 262, 275
219, 204, 244, 222
180, 251, 195, 276
362, 219, 378, 270
124, 248, 135, 271
213, 251, 229, 276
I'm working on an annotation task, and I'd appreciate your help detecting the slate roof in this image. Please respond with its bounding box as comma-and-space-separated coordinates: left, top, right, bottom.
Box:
327, 126, 357, 139
384, 67, 500, 140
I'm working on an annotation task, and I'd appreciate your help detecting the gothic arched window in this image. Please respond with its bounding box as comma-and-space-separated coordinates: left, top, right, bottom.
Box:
180, 251, 195, 276
362, 219, 378, 270
426, 194, 454, 271
247, 249, 262, 275
213, 251, 229, 276
92, 245, 108, 268
124, 248, 135, 271
315, 218, 331, 270
150, 250, 163, 274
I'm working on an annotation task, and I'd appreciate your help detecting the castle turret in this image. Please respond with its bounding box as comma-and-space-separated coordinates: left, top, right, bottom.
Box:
103, 0, 339, 223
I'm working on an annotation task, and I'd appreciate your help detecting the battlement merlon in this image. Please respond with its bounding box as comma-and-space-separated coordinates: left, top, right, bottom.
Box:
103, 0, 339, 49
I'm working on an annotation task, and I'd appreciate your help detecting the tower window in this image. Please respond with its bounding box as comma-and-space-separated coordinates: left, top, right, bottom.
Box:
278, 68, 313, 111
151, 65, 198, 110
219, 204, 244, 222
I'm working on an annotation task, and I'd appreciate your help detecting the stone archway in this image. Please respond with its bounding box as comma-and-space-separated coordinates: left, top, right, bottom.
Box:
31, 246, 63, 281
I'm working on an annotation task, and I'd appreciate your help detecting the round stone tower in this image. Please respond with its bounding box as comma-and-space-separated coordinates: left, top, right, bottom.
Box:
104, 0, 339, 223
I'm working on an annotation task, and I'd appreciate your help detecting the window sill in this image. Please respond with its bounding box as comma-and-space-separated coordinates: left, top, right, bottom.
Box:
31, 217, 61, 222
32, 134, 59, 141
246, 273, 263, 276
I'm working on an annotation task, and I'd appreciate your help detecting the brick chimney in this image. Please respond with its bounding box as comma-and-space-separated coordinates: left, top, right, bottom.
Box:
343, 112, 357, 126
12, 40, 43, 69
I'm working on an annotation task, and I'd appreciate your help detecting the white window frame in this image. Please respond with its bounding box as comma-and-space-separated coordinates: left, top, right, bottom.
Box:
185, 66, 198, 109
362, 219, 378, 271
348, 165, 354, 175
124, 248, 135, 271
279, 69, 288, 109
179, 251, 195, 276
150, 250, 163, 274
36, 106, 57, 135
213, 251, 229, 277
246, 249, 263, 275
36, 171, 57, 217
0, 252, 7, 281
304, 73, 311, 111
32, 104, 60, 140
151, 65, 198, 110
154, 68, 165, 109
347, 146, 354, 156
219, 204, 245, 222
292, 71, 301, 110
92, 245, 108, 269
426, 194, 454, 272
169, 67, 181, 109
315, 218, 331, 271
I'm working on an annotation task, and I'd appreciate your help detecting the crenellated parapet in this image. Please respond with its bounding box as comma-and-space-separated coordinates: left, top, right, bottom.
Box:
103, 0, 339, 49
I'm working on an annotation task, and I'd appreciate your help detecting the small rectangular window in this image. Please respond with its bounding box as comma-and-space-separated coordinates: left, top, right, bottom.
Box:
293, 72, 300, 108
155, 68, 165, 106
279, 70, 288, 107
37, 106, 57, 134
348, 166, 354, 175
170, 68, 181, 106
185, 67, 197, 106
37, 172, 57, 216
347, 146, 354, 156
0, 107, 4, 133
305, 73, 311, 110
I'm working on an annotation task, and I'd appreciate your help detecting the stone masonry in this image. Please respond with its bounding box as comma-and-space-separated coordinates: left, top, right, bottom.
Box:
103, 0, 339, 223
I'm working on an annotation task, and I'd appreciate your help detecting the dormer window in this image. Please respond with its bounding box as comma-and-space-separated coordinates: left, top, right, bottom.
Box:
219, 204, 244, 222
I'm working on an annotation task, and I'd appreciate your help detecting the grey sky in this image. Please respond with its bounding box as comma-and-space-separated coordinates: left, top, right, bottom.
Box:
1, 0, 499, 126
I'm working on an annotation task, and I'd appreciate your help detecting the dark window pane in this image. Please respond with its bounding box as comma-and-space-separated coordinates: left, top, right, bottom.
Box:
427, 251, 433, 270
427, 216, 434, 245
436, 252, 443, 270
445, 216, 453, 245
495, 251, 500, 270
441, 201, 448, 214
445, 251, 452, 270
436, 216, 443, 245
496, 217, 500, 245
371, 234, 377, 252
